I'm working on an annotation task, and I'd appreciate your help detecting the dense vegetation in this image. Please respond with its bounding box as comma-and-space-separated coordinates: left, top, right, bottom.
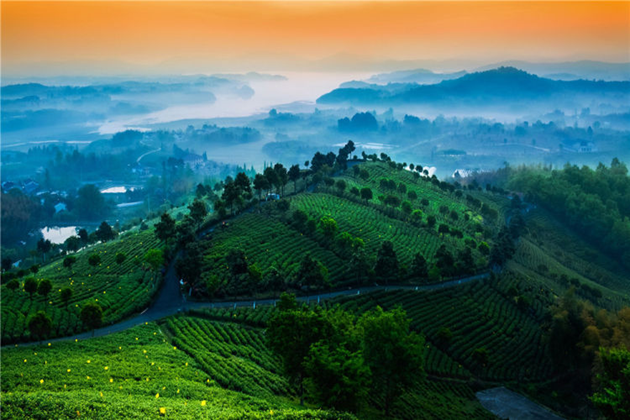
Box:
1, 322, 352, 419
3, 150, 630, 419
1, 230, 164, 343
507, 159, 630, 268
197, 154, 504, 299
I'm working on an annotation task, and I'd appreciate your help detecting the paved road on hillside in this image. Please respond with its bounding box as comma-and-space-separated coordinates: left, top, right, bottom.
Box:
6, 250, 490, 347
7, 177, 498, 348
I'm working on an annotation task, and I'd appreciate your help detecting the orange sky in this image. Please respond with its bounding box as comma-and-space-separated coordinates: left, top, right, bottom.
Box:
2, 1, 629, 75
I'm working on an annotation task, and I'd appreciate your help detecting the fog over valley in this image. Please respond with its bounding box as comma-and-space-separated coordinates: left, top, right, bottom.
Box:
2, 2, 630, 418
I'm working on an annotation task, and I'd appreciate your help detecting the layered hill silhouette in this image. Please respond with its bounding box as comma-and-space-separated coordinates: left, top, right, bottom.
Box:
317, 67, 630, 108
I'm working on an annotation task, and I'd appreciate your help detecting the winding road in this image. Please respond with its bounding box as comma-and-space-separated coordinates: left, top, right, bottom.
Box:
8, 182, 509, 348
6, 249, 490, 347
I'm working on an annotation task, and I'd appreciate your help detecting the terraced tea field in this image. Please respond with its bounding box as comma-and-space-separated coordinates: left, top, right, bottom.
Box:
201, 161, 502, 293
1, 230, 163, 344
1, 321, 352, 420
330, 280, 553, 382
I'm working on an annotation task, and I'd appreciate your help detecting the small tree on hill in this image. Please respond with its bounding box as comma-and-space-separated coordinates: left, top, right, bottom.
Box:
401, 201, 412, 215
411, 253, 428, 280
96, 221, 115, 242
78, 228, 89, 245
28, 311, 53, 344
6, 279, 20, 292
435, 245, 455, 277
37, 279, 52, 299
155, 212, 176, 245
37, 238, 52, 263
88, 253, 101, 267
81, 302, 103, 337
274, 163, 289, 196
288, 164, 301, 193
349, 247, 369, 287
398, 183, 407, 197
360, 187, 373, 203
188, 199, 208, 225
264, 167, 279, 194
2, 256, 13, 272
144, 249, 165, 271
296, 253, 329, 292
226, 248, 249, 277
115, 252, 126, 264
24, 277, 38, 298
235, 172, 252, 197
292, 209, 309, 231
60, 287, 73, 306
335, 179, 347, 195
374, 241, 398, 284
266, 301, 333, 405
253, 173, 270, 201
304, 339, 371, 413
359, 306, 425, 416
319, 216, 338, 239
591, 347, 630, 419
63, 256, 77, 269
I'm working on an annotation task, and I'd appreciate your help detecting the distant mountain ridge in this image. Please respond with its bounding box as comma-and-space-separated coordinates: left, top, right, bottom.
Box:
475, 60, 630, 81
317, 67, 630, 108
366, 69, 468, 85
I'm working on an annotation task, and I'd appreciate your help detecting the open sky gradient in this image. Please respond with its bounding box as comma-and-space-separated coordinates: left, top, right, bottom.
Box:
2, 1, 629, 75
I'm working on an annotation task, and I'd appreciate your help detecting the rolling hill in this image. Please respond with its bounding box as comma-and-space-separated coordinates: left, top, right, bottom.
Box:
2, 155, 629, 419
316, 67, 630, 109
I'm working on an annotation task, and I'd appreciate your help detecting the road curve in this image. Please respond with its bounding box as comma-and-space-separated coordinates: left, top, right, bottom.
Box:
5, 268, 489, 348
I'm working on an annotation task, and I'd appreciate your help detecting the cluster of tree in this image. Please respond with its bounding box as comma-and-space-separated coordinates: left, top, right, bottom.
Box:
338, 112, 378, 132
1, 190, 42, 245
182, 125, 262, 145
546, 288, 630, 418
5, 277, 53, 301
508, 159, 630, 269
267, 294, 424, 415
590, 347, 630, 419
26, 300, 103, 343
210, 141, 357, 220
548, 289, 630, 374
204, 247, 329, 298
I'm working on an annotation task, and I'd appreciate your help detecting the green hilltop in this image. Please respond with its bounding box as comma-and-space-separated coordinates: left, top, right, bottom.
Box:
2, 151, 630, 419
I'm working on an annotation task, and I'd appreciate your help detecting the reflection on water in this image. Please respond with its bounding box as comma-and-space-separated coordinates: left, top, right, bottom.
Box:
98, 72, 372, 134
41, 226, 78, 244
101, 186, 128, 194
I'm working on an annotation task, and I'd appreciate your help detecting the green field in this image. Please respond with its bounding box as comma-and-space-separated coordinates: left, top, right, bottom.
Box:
2, 312, 496, 420
3, 159, 629, 420
201, 162, 501, 295
1, 230, 163, 344
1, 320, 354, 420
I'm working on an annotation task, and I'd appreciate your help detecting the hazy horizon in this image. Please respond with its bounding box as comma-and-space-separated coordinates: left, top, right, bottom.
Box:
3, 1, 629, 78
